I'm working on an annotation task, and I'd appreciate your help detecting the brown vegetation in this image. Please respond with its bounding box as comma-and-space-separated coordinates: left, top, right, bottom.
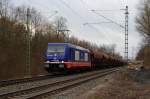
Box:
136, 45, 150, 69
136, 0, 150, 69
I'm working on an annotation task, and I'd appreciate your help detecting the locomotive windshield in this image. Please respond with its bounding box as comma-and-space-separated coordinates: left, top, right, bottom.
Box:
47, 46, 65, 55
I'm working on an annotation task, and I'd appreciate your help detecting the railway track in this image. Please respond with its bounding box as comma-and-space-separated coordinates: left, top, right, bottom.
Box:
0, 74, 65, 88
0, 68, 120, 99
0, 70, 93, 88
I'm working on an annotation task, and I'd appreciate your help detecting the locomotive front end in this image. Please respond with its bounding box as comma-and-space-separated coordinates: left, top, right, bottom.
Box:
44, 43, 67, 72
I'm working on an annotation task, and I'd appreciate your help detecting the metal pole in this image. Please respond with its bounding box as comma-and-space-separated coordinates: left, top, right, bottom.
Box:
25, 8, 31, 77
125, 6, 129, 62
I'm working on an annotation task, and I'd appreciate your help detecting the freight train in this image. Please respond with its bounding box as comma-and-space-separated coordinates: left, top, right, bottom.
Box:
44, 43, 125, 73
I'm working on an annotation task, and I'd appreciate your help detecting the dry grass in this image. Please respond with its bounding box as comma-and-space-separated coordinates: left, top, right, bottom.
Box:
83, 70, 150, 99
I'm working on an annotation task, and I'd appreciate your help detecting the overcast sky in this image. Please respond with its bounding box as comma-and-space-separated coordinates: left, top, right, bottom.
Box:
11, 0, 142, 59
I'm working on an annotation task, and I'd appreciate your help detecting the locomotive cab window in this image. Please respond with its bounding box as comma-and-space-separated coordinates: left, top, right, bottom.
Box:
84, 53, 88, 61
75, 51, 80, 61
47, 46, 65, 55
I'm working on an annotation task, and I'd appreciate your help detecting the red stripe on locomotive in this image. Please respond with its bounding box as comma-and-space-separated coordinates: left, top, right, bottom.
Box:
64, 62, 91, 69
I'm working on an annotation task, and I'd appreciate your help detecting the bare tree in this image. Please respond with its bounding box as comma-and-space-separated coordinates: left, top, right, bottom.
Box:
136, 0, 150, 44
11, 6, 42, 34
0, 0, 10, 18
54, 16, 68, 38
30, 8, 42, 33
136, 0, 150, 68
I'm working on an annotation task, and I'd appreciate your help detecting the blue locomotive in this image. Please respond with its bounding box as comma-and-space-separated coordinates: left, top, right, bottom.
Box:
44, 43, 91, 72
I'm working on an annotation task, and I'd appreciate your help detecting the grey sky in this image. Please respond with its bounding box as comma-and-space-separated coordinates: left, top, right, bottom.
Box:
11, 0, 142, 59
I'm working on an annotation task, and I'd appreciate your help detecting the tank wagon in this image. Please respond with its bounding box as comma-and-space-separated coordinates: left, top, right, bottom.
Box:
44, 43, 125, 73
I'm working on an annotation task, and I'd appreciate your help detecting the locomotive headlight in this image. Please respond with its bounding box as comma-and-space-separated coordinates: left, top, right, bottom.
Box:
61, 61, 64, 63
45, 61, 49, 63
59, 64, 64, 68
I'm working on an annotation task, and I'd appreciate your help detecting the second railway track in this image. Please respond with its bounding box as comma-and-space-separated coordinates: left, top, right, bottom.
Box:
0, 68, 120, 99
0, 74, 60, 88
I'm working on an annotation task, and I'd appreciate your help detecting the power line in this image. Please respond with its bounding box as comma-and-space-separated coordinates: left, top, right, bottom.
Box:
26, 0, 58, 20
27, 0, 113, 44
28, 0, 112, 43
27, 0, 100, 36
58, 0, 112, 43
80, 0, 92, 10
79, 0, 125, 29
78, 0, 115, 43
58, 0, 83, 19
27, 0, 52, 12
79, 0, 125, 42
90, 10, 122, 12
83, 22, 112, 25
80, 0, 125, 13
47, 11, 58, 19
91, 10, 124, 29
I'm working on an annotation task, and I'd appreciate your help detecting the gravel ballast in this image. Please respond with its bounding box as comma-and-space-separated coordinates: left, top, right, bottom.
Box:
46, 68, 150, 99
79, 69, 150, 99
46, 71, 114, 99
0, 69, 111, 97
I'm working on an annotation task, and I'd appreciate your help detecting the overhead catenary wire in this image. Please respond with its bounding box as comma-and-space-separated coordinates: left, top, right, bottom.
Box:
79, 0, 126, 29
79, 0, 115, 43
26, 0, 58, 20
91, 10, 124, 29
79, 0, 124, 43
83, 22, 112, 25
80, 0, 92, 10
29, 0, 106, 38
57, 0, 112, 43
26, 0, 115, 44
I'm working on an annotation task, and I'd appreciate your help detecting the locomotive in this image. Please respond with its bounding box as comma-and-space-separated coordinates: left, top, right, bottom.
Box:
44, 43, 125, 73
